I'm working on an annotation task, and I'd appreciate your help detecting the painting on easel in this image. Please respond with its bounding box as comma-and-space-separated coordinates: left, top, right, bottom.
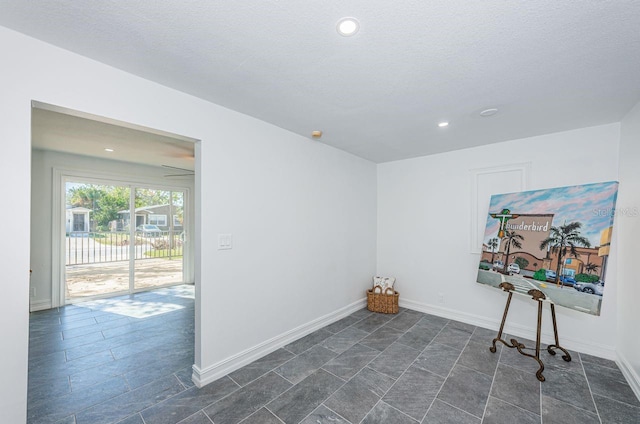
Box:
476, 181, 619, 316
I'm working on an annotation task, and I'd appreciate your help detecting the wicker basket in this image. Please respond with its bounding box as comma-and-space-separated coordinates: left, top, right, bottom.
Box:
367, 286, 399, 314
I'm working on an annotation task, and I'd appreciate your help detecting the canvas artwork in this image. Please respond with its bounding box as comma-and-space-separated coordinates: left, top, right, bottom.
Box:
476, 181, 619, 316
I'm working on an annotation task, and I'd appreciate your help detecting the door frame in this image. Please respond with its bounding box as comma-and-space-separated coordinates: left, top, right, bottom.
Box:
53, 167, 193, 307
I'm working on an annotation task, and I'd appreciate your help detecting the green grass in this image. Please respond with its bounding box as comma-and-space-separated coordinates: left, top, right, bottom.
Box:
143, 249, 183, 259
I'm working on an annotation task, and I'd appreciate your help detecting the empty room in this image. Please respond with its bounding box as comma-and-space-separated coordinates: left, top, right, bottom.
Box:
1, 2, 639, 423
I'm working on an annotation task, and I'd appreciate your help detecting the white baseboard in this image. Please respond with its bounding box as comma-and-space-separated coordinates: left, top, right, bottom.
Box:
192, 298, 367, 388
399, 297, 617, 360
29, 300, 52, 312
617, 352, 640, 403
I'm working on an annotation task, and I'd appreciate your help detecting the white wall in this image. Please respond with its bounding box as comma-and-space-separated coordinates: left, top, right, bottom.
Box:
0, 26, 376, 421
616, 100, 640, 397
378, 124, 620, 357
30, 149, 196, 311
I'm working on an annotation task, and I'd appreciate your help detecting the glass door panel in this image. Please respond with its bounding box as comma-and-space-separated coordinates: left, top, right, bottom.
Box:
65, 182, 131, 299
133, 188, 185, 290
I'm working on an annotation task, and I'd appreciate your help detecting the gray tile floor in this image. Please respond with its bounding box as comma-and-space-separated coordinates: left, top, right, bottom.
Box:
28, 286, 640, 424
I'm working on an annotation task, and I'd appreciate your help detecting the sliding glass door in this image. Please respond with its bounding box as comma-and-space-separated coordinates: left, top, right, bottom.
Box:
64, 179, 187, 300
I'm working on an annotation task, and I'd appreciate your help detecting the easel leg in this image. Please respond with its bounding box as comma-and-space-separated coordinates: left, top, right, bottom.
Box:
534, 299, 545, 381
491, 291, 514, 352
547, 303, 572, 361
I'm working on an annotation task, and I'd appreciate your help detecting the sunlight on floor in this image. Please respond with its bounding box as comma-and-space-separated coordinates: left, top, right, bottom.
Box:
153, 285, 195, 300
80, 298, 185, 318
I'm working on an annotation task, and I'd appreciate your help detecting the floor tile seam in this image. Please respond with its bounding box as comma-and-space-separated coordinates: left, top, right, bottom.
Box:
41, 317, 100, 332
102, 324, 193, 346
539, 354, 544, 423
480, 335, 506, 424
418, 332, 473, 423
322, 329, 371, 352
242, 367, 330, 421
197, 407, 214, 423
60, 328, 113, 342
276, 344, 340, 374
486, 394, 544, 419
332, 338, 390, 383
26, 391, 72, 408
227, 373, 242, 388
331, 313, 368, 332
50, 379, 134, 420
363, 327, 451, 421
63, 318, 144, 339
67, 349, 192, 385
297, 402, 352, 424
381, 317, 418, 337
273, 369, 299, 386
262, 404, 286, 424
268, 360, 353, 423
117, 412, 144, 424
281, 346, 297, 356
319, 356, 355, 382
109, 335, 194, 362
405, 326, 450, 361
363, 400, 420, 424
396, 321, 450, 372
581, 359, 620, 372
584, 364, 630, 384
578, 352, 604, 424
495, 359, 542, 377
369, 342, 424, 382
110, 337, 196, 361
64, 331, 166, 358
29, 333, 64, 344
138, 376, 241, 421
59, 311, 117, 324
590, 390, 640, 409
433, 398, 484, 420
29, 342, 109, 362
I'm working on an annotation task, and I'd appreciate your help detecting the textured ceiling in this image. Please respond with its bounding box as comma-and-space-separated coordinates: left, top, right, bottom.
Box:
3, 1, 640, 163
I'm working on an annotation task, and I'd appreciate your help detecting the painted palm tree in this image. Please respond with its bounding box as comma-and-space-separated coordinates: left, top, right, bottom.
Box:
502, 230, 524, 272
540, 222, 591, 287
585, 262, 599, 275
487, 237, 499, 265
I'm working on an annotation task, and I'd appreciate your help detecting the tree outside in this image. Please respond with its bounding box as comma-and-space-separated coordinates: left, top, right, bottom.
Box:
502, 230, 524, 272
585, 262, 599, 275
514, 256, 529, 270
539, 222, 591, 287
68, 184, 130, 231
487, 237, 499, 265
67, 184, 180, 232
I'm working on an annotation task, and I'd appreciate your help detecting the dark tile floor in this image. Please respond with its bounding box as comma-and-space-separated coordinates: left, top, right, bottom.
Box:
28, 285, 640, 423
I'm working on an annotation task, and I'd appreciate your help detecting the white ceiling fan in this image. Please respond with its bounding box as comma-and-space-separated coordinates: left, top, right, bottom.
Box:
162, 165, 195, 178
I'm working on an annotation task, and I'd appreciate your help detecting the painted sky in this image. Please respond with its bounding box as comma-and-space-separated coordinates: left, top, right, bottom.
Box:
482, 181, 619, 247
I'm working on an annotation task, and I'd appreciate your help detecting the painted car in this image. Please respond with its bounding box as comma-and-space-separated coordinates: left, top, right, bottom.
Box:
507, 263, 520, 274
574, 281, 604, 295
559, 275, 577, 286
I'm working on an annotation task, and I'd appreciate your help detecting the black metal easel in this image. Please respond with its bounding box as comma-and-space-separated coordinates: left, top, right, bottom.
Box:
490, 282, 571, 381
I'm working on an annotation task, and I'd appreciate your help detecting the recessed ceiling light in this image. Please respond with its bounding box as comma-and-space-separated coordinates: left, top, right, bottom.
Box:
311, 130, 323, 138
337, 18, 359, 36
104, 148, 114, 152
480, 108, 499, 117
438, 122, 449, 128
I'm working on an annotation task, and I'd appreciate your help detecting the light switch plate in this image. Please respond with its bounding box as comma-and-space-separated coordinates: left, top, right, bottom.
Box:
218, 234, 232, 250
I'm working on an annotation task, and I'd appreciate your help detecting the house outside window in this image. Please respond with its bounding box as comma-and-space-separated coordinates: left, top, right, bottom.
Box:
149, 214, 167, 226
173, 215, 183, 227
